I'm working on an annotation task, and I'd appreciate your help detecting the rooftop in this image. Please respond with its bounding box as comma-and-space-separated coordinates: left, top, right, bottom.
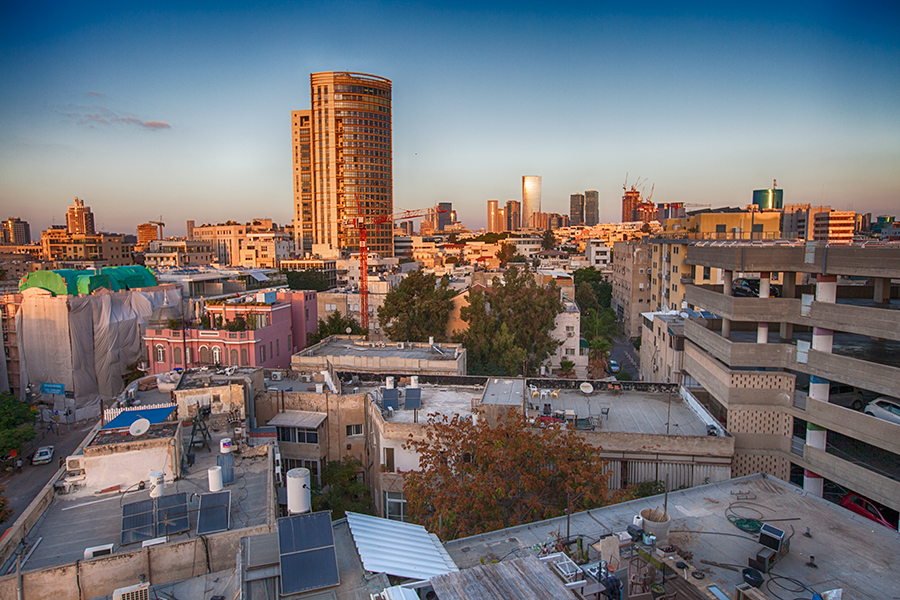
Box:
443, 473, 900, 600
366, 383, 483, 424
300, 337, 461, 362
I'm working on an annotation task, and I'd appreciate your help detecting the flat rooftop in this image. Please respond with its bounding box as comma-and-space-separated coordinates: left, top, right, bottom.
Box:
177, 367, 261, 390
20, 428, 269, 572
299, 337, 461, 362
366, 383, 484, 424
444, 473, 900, 599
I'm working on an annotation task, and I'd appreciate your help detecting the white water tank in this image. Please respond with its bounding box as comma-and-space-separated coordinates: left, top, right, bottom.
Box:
429, 336, 434, 346
315, 383, 324, 394
386, 376, 395, 389
220, 438, 232, 454
410, 376, 419, 388
149, 471, 165, 498
208, 466, 223, 492
286, 468, 311, 514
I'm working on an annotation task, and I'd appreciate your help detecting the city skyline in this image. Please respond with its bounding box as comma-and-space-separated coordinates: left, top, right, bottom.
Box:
1, 2, 898, 237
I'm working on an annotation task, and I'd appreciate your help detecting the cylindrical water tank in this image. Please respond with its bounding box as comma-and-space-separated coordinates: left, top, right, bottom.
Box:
315, 383, 324, 393
208, 466, 223, 492
286, 468, 311, 514
410, 376, 419, 388
149, 471, 165, 498
220, 438, 232, 454
386, 376, 394, 389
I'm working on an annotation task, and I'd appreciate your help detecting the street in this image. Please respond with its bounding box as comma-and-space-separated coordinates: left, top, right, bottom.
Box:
0, 421, 95, 533
610, 335, 640, 379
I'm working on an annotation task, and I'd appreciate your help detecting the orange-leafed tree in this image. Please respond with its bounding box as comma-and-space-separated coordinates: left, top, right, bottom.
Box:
403, 408, 622, 540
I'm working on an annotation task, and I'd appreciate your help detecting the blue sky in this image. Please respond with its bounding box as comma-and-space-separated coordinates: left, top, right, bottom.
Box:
1, 1, 898, 236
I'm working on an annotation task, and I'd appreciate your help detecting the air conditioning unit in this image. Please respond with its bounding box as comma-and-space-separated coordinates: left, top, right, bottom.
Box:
66, 456, 85, 472
83, 543, 114, 560
271, 371, 283, 381
113, 583, 150, 600
566, 331, 574, 337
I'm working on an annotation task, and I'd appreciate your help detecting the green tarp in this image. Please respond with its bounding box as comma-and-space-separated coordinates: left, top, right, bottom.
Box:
19, 265, 158, 296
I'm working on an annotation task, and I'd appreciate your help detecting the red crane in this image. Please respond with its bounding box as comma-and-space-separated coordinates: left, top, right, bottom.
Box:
341, 205, 445, 337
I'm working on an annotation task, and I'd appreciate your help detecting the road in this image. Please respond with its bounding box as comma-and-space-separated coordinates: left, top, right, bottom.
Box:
0, 421, 95, 532
610, 335, 640, 379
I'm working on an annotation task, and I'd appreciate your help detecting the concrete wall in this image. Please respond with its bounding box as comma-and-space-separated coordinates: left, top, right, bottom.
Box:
801, 446, 900, 512
175, 383, 245, 419
790, 396, 900, 456
685, 245, 900, 279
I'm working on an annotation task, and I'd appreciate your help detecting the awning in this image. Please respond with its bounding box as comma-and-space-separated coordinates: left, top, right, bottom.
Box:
266, 410, 327, 429
346, 511, 458, 581
103, 406, 176, 429
247, 271, 270, 281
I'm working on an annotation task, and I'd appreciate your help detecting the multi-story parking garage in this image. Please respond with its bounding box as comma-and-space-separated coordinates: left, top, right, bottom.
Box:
681, 241, 900, 525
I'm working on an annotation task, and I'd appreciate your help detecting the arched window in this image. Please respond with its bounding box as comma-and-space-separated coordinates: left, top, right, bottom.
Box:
212, 346, 222, 365
185, 347, 193, 365
230, 349, 238, 365
173, 347, 182, 365
155, 345, 166, 363
240, 348, 248, 366
199, 346, 211, 364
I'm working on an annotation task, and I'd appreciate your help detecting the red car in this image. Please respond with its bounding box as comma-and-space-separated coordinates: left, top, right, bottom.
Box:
840, 492, 895, 530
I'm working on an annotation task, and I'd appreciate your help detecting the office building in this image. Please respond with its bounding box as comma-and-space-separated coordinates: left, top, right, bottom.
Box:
813, 210, 855, 245
584, 190, 599, 226
437, 202, 452, 232
292, 72, 393, 257
1, 218, 31, 245
486, 200, 502, 233
66, 197, 95, 235
569, 194, 584, 226
504, 200, 520, 231
521, 176, 541, 227
752, 180, 784, 210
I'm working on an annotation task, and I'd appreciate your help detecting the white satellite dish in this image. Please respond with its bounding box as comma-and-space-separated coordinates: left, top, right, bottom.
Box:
580, 382, 594, 395
680, 312, 689, 319
129, 418, 151, 437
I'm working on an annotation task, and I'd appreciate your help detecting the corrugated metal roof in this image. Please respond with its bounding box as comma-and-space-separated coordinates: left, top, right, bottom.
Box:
345, 512, 458, 581
266, 410, 327, 429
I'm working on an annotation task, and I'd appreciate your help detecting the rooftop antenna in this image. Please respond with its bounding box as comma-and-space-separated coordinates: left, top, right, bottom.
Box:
129, 418, 151, 437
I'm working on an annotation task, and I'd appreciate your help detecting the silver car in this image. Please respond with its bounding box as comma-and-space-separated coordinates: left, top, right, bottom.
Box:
864, 397, 900, 425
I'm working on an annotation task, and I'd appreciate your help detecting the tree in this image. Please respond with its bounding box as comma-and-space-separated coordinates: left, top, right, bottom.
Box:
0, 392, 37, 456
587, 337, 612, 379
495, 242, 516, 267
309, 311, 367, 345
311, 457, 374, 519
575, 279, 600, 314
377, 270, 454, 342
558, 359, 576, 378
285, 269, 331, 292
403, 408, 621, 540
541, 229, 556, 250
456, 266, 562, 376
574, 268, 613, 309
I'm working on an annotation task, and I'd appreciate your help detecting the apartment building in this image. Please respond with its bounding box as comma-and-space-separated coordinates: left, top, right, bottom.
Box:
65, 197, 95, 234
813, 210, 856, 245
238, 232, 294, 269
610, 239, 651, 338
191, 219, 282, 265
143, 239, 214, 268
40, 227, 133, 266
639, 311, 688, 383
1, 217, 31, 245
682, 241, 900, 519
585, 239, 612, 273
280, 256, 338, 288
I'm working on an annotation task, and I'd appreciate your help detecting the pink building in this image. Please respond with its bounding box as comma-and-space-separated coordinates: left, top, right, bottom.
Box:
144, 291, 317, 374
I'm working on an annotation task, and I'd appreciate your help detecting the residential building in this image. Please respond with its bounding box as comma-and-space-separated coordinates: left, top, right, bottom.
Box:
622, 186, 641, 222
317, 281, 392, 339
548, 292, 588, 378
487, 200, 502, 233
504, 200, 521, 231
191, 219, 282, 265
813, 209, 856, 245
528, 212, 569, 230
611, 239, 651, 338
584, 190, 599, 226
145, 290, 317, 374
521, 175, 541, 227
782, 204, 831, 240
238, 231, 294, 269
569, 193, 584, 226
585, 239, 612, 273
185, 219, 195, 240
280, 256, 338, 288
292, 72, 393, 257
682, 241, 900, 517
143, 239, 214, 268
639, 311, 688, 383
136, 222, 159, 251
1, 217, 31, 245
66, 197, 95, 235
40, 227, 133, 266
153, 266, 282, 299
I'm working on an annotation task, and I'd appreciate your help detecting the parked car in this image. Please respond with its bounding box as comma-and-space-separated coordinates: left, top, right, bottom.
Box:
864, 397, 900, 425
828, 384, 873, 411
731, 278, 781, 298
607, 360, 621, 374
840, 492, 896, 530
31, 446, 55, 465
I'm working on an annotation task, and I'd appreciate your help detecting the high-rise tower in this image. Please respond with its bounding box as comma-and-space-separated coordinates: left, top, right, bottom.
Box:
584, 190, 599, 226
505, 200, 521, 231
570, 194, 584, 226
522, 176, 541, 228
487, 200, 503, 233
292, 72, 393, 256
66, 198, 95, 235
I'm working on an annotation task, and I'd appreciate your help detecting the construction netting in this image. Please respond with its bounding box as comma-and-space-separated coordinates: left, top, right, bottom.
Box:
16, 285, 181, 419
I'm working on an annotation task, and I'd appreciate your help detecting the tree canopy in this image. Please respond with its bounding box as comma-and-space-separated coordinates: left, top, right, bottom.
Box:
311, 457, 373, 519
455, 266, 562, 376
285, 269, 331, 292
377, 270, 454, 342
309, 310, 367, 345
574, 267, 612, 310
403, 409, 621, 540
0, 392, 37, 456
495, 242, 516, 267
541, 229, 556, 250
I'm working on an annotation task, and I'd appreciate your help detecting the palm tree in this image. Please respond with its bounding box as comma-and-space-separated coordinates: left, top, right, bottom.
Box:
588, 337, 612, 379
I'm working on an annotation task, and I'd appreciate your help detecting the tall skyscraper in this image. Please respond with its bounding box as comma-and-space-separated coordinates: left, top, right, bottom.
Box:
622, 187, 641, 223
437, 202, 452, 232
505, 200, 521, 232
292, 71, 393, 256
570, 194, 584, 226
522, 176, 541, 228
66, 197, 95, 235
487, 200, 503, 233
1, 217, 31, 244
584, 190, 599, 226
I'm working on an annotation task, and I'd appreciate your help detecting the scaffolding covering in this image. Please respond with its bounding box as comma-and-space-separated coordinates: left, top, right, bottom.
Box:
19, 265, 158, 296
17, 285, 181, 418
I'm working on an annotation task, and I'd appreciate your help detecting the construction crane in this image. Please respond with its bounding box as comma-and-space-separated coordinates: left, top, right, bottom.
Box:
341, 205, 445, 337
149, 217, 165, 240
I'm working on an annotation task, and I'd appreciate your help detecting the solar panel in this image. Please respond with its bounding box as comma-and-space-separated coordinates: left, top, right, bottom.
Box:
404, 387, 422, 410
156, 492, 189, 536
278, 511, 339, 596
382, 388, 399, 410
122, 498, 156, 545
217, 452, 235, 485
197, 491, 231, 535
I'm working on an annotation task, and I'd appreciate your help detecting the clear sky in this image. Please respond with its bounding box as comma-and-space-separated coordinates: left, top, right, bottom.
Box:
1, 1, 898, 236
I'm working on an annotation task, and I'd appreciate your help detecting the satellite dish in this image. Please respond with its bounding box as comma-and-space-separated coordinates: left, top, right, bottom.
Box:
345, 327, 352, 334
580, 382, 594, 394
129, 418, 151, 437
680, 312, 689, 319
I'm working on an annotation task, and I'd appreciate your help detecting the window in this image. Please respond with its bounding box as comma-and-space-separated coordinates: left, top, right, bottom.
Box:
155, 345, 166, 362
260, 345, 266, 362
240, 348, 248, 365
276, 426, 319, 444
384, 491, 407, 521
213, 346, 222, 364
580, 347, 588, 356
565, 325, 574, 333
287, 334, 292, 350
185, 347, 192, 364
173, 347, 182, 365
565, 348, 575, 355
346, 424, 363, 436
230, 349, 238, 365
384, 447, 395, 472
285, 458, 320, 486
276, 339, 280, 356
703, 266, 711, 280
